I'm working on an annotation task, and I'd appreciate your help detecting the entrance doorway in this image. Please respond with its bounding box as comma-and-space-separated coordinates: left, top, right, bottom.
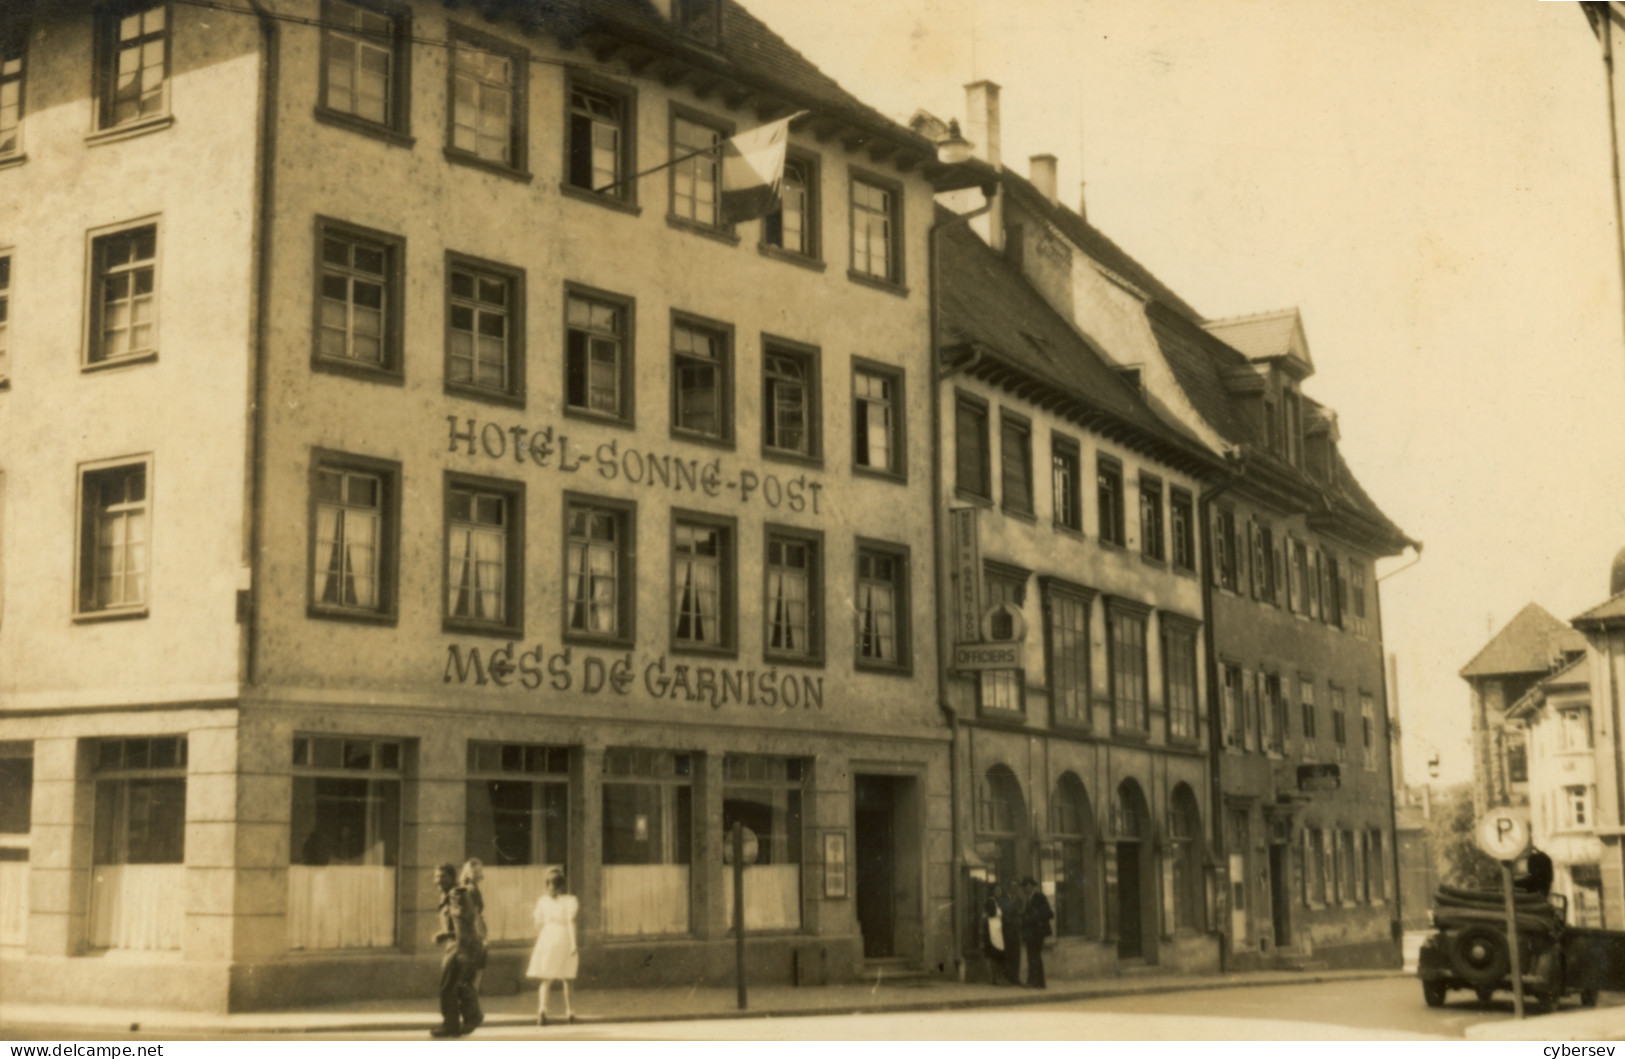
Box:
1113, 778, 1151, 961
1228, 808, 1250, 951
854, 774, 920, 961
1269, 844, 1292, 947
1116, 840, 1142, 958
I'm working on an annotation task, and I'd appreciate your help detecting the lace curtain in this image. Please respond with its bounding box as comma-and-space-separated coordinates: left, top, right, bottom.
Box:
287, 865, 396, 950
601, 865, 689, 936
0, 862, 29, 946
722, 864, 801, 931
89, 864, 185, 950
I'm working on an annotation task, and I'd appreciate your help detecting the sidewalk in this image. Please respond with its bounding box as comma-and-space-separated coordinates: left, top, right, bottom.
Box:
0, 968, 1404, 1037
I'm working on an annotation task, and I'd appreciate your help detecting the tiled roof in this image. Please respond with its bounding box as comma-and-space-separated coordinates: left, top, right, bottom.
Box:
938, 219, 1216, 468
1573, 590, 1625, 626
999, 171, 1206, 323
1460, 603, 1587, 679
1145, 305, 1255, 444
1506, 653, 1591, 720
1203, 308, 1312, 369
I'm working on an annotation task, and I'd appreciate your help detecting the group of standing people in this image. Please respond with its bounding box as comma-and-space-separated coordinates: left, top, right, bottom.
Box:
431, 859, 580, 1037
983, 876, 1055, 989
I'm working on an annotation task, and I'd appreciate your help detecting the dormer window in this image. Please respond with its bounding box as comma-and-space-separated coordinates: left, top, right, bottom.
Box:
674, 0, 721, 43
1282, 388, 1303, 467
1263, 398, 1278, 453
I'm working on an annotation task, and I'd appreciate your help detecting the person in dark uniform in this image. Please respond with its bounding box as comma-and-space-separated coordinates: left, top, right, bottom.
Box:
1019, 876, 1054, 989
1515, 849, 1554, 896
995, 881, 1024, 986
430, 862, 485, 1037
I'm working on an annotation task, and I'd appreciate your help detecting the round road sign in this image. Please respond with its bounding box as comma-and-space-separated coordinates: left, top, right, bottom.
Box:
1474, 808, 1530, 862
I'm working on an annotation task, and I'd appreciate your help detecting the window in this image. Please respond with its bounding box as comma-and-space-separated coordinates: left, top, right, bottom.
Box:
765, 528, 822, 664
1139, 475, 1164, 560
1506, 739, 1528, 783
1349, 560, 1369, 634
1290, 538, 1310, 615
1170, 488, 1195, 571
1052, 435, 1082, 531
1283, 389, 1303, 467
850, 175, 900, 284
315, 220, 402, 379
1322, 551, 1342, 627
309, 452, 398, 621
97, 3, 168, 131
673, 0, 721, 41
1340, 831, 1358, 903
90, 736, 187, 952
1330, 686, 1347, 755
1096, 456, 1125, 546
672, 514, 734, 652
568, 80, 633, 200
722, 756, 806, 930
1050, 774, 1092, 939
1320, 829, 1335, 906
1, 23, 24, 157
466, 742, 568, 942
445, 255, 523, 401
1214, 506, 1239, 591
1560, 707, 1593, 751
954, 392, 990, 499
289, 735, 402, 950
0, 253, 9, 383
602, 748, 693, 936
979, 569, 1026, 714
77, 459, 151, 617
1249, 520, 1275, 602
1367, 829, 1386, 902
1000, 412, 1033, 516
1241, 670, 1258, 752
1307, 548, 1323, 621
1266, 673, 1287, 753
1264, 398, 1278, 453
1163, 618, 1199, 742
852, 361, 903, 476
564, 287, 632, 422
0, 742, 31, 838
763, 342, 818, 460
445, 475, 523, 636
564, 496, 634, 644
764, 156, 818, 258
855, 541, 910, 670
88, 223, 158, 367
1300, 677, 1317, 741
1045, 581, 1093, 728
671, 317, 732, 443
1360, 692, 1376, 771
1220, 664, 1242, 749
1106, 599, 1149, 732
447, 28, 523, 170
319, 0, 409, 135
671, 114, 725, 228
1168, 785, 1203, 932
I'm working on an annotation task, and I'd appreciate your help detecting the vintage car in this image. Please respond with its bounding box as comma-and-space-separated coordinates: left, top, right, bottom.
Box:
1417, 884, 1625, 1012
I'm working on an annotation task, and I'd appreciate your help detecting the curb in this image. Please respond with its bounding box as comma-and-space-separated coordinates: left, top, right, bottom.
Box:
4, 969, 1407, 1037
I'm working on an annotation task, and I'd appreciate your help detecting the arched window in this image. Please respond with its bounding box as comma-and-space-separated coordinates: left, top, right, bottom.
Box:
976, 765, 1026, 882
1050, 772, 1094, 937
1168, 783, 1204, 932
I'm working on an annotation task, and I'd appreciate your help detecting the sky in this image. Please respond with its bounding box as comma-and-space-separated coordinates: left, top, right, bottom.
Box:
742, 0, 1625, 786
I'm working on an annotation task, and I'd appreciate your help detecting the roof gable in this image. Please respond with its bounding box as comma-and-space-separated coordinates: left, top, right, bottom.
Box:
1204, 308, 1314, 376
1461, 603, 1587, 679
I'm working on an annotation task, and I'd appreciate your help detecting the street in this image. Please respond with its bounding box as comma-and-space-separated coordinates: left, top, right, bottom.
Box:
11, 975, 1615, 1041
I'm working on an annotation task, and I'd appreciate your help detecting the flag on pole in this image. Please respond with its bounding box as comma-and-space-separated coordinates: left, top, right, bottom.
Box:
720, 113, 802, 223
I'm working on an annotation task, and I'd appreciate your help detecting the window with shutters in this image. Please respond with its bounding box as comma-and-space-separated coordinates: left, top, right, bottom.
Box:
1170, 488, 1196, 571
564, 286, 632, 423
954, 392, 990, 500
1361, 692, 1377, 771
1330, 685, 1347, 759
1221, 663, 1242, 750
1323, 551, 1342, 627
1265, 672, 1286, 753
1000, 411, 1033, 516
1299, 677, 1317, 741
1307, 547, 1322, 621
1289, 538, 1309, 615
1250, 520, 1276, 603
1214, 507, 1239, 592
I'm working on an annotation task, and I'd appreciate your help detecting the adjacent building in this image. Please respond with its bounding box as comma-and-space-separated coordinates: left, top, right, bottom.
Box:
1569, 555, 1625, 928
0, 0, 991, 1011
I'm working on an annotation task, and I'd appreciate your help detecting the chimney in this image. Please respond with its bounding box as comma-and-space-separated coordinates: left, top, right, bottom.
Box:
1029, 154, 1058, 206
1078, 181, 1088, 223
964, 80, 1001, 169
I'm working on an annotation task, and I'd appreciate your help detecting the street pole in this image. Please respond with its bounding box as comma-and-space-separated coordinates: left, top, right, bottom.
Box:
733, 821, 747, 1010
1502, 860, 1524, 1019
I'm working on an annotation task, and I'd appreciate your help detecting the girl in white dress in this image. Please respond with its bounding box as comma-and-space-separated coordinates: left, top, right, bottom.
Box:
526, 870, 578, 1025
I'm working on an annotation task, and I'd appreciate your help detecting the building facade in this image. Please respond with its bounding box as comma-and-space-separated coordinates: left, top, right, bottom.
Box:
0, 0, 991, 1011
936, 217, 1225, 977
1569, 558, 1625, 929
921, 82, 1415, 969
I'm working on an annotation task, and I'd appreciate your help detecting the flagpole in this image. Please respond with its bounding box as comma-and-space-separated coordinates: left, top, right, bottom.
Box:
591, 111, 810, 196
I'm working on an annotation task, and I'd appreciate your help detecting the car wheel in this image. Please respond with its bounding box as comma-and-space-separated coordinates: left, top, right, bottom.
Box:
1423, 981, 1448, 1008
1446, 926, 1511, 988
1581, 989, 1599, 1008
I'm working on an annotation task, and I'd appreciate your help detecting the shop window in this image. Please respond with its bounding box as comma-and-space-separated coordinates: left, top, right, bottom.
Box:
466, 742, 568, 941
722, 755, 806, 931
90, 736, 187, 951
289, 735, 402, 950
602, 748, 693, 936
